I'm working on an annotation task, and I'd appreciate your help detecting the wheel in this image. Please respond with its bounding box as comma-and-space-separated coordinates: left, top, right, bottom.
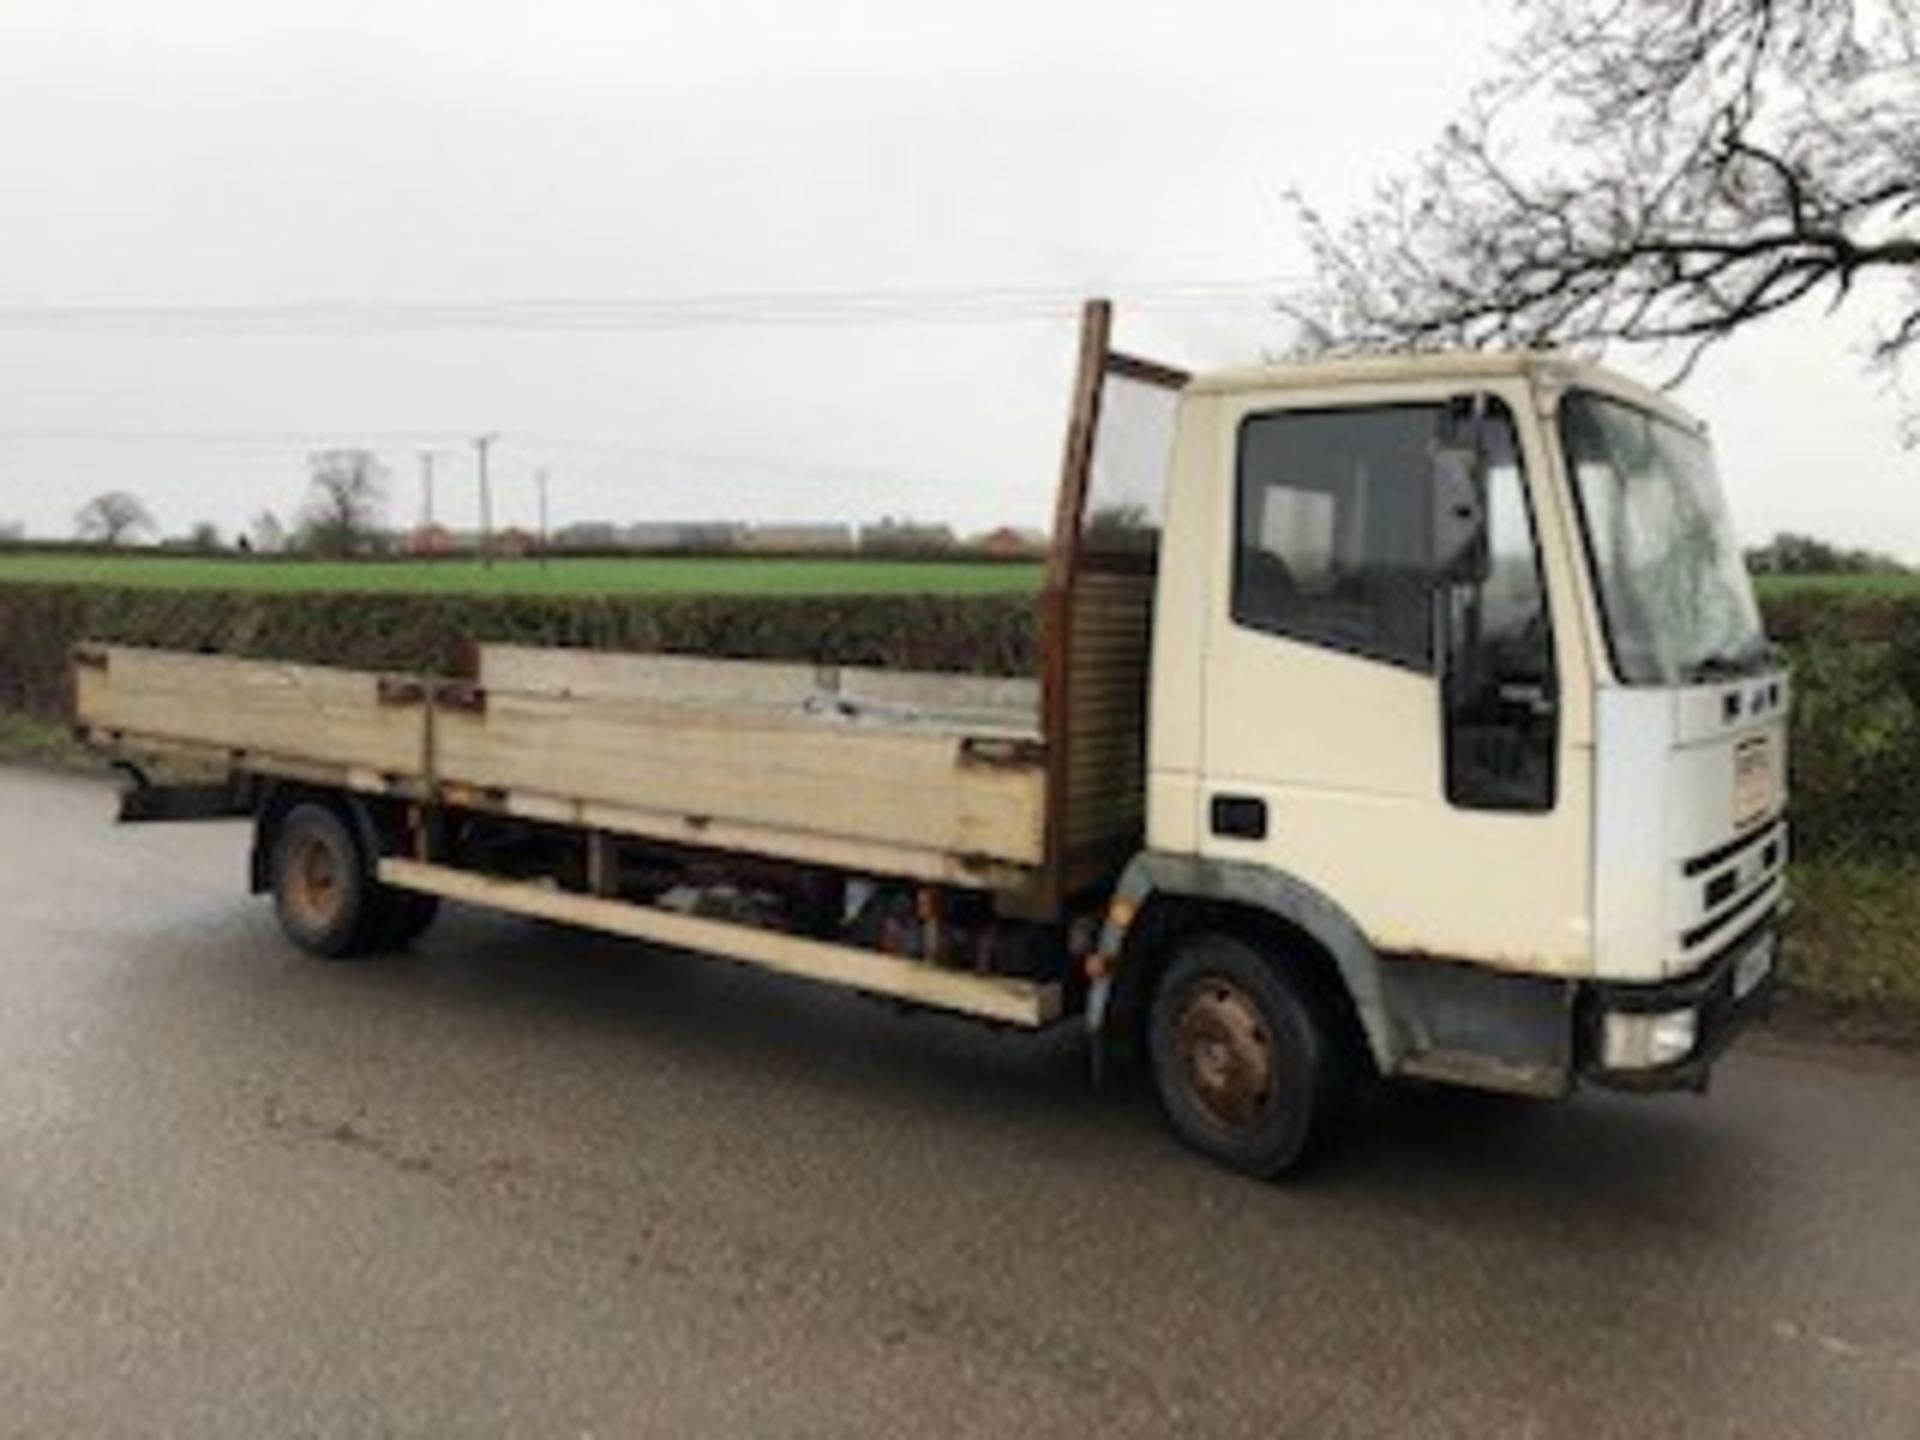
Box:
270, 803, 385, 959
1148, 931, 1353, 1177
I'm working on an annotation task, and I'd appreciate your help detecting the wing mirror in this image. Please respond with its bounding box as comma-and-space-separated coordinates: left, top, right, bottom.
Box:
1428, 444, 1490, 587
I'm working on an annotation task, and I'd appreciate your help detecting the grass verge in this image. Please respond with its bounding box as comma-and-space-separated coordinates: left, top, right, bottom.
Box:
1779, 858, 1920, 1044
1754, 572, 1920, 601
0, 708, 101, 773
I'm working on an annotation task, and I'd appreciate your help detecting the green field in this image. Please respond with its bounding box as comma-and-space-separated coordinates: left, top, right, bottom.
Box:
1754, 571, 1920, 599
5, 552, 1911, 601
0, 553, 1045, 597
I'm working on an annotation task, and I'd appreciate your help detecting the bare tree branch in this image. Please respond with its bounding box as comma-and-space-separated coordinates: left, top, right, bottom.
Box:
1288, 0, 1919, 412
299, 450, 388, 558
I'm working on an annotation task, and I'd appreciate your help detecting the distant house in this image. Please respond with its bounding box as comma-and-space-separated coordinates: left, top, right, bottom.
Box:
494, 527, 537, 558
555, 521, 621, 550
743, 523, 855, 554
409, 523, 459, 556
974, 526, 1049, 559
859, 519, 956, 556
623, 522, 746, 553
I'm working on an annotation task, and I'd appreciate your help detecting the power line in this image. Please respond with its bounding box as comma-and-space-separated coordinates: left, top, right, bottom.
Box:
0, 280, 1300, 335
0, 426, 465, 449
0, 426, 1040, 498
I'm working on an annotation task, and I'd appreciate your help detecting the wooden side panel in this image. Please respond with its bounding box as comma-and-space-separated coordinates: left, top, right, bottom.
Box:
73, 644, 1046, 882
1062, 571, 1154, 860
433, 689, 1047, 866
479, 645, 1038, 737
480, 647, 824, 707
830, 669, 1039, 734
74, 648, 424, 777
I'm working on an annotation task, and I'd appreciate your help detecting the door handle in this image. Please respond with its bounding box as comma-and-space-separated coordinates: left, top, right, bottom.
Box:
1210, 794, 1268, 840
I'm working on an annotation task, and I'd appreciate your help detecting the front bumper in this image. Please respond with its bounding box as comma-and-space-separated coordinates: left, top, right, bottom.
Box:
1579, 914, 1779, 1092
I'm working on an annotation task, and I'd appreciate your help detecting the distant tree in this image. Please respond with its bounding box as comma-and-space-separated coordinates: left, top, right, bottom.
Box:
1746, 530, 1910, 575
0, 519, 23, 546
1289, 0, 1919, 394
185, 521, 222, 554
248, 509, 287, 554
297, 450, 388, 558
74, 491, 155, 547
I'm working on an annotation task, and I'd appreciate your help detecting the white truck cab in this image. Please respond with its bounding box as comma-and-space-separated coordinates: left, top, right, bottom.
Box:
1095, 339, 1785, 1141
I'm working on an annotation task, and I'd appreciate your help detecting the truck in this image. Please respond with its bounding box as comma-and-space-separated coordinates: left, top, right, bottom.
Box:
72, 300, 1788, 1176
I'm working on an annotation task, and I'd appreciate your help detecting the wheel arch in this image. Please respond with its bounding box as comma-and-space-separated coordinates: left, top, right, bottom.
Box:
248, 782, 388, 894
1095, 853, 1399, 1074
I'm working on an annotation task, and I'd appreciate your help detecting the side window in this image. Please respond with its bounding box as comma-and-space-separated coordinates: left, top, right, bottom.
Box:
1468, 448, 1550, 670
1443, 412, 1557, 811
1234, 406, 1441, 670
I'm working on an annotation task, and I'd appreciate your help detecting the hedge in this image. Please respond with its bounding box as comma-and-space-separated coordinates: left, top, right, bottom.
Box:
0, 585, 1036, 718
1, 582, 1914, 862
1770, 599, 1920, 861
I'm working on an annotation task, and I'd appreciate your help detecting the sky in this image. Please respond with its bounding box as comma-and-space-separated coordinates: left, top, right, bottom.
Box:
0, 0, 1913, 556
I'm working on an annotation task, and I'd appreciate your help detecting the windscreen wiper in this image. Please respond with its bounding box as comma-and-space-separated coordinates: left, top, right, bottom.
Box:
1685, 650, 1773, 683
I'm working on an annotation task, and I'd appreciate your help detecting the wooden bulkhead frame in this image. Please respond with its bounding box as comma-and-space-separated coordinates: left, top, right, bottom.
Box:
1035, 299, 1190, 915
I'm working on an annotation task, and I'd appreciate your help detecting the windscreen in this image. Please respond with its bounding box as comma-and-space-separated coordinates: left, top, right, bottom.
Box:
1560, 390, 1769, 686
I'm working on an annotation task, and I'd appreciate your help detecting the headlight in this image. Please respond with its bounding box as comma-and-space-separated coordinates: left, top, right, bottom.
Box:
1602, 1008, 1698, 1070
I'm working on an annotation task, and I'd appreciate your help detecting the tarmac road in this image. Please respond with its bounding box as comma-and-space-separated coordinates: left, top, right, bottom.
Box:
3, 765, 1918, 1438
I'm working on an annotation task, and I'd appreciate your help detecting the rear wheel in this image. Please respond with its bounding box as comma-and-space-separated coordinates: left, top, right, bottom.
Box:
1148, 931, 1352, 1177
270, 803, 386, 959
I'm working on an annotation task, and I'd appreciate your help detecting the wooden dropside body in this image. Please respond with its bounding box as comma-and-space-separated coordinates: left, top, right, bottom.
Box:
73, 642, 1062, 894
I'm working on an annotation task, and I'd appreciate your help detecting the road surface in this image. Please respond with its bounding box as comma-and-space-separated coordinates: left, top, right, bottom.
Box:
2, 765, 1917, 1437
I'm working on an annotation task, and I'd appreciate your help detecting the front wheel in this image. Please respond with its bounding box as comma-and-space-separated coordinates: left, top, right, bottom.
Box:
1148, 932, 1352, 1177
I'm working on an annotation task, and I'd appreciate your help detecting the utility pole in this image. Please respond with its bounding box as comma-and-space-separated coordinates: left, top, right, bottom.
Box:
417, 451, 438, 529
474, 434, 497, 568
535, 467, 551, 569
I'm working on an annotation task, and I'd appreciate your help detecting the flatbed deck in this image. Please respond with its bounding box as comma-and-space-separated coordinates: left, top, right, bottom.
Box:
74, 643, 1054, 892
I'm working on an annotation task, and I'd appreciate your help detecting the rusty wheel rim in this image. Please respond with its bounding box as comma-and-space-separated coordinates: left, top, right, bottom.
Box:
1174, 976, 1278, 1131
283, 830, 345, 932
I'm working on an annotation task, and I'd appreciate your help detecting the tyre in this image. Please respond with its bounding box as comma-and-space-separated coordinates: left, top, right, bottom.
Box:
1148, 931, 1353, 1177
269, 802, 385, 959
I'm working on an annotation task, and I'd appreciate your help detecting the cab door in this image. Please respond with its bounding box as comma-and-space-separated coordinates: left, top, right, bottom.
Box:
1197, 382, 1592, 974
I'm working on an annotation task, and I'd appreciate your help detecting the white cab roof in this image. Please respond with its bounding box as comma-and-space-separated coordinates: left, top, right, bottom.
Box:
1187, 349, 1702, 432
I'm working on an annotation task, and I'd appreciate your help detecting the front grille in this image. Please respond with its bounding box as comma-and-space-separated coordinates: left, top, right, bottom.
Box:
1682, 878, 1782, 952
1681, 813, 1784, 878
1677, 814, 1789, 960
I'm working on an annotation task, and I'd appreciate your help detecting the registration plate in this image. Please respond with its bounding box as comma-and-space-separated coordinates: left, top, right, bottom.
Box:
1733, 735, 1775, 829
1734, 932, 1775, 1000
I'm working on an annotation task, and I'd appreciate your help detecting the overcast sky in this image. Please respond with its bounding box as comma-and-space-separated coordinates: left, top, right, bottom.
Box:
0, 0, 1913, 555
